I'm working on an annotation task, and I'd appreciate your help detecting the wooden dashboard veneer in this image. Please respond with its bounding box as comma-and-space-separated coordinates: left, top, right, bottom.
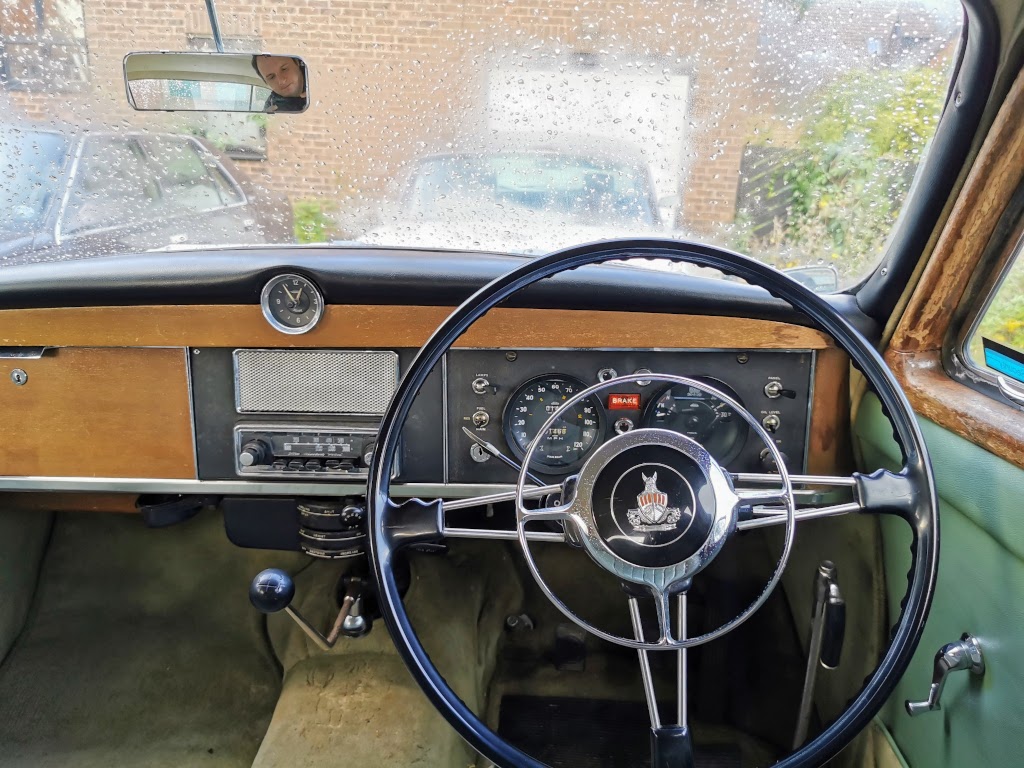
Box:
0, 306, 846, 485
0, 305, 833, 350
0, 347, 195, 479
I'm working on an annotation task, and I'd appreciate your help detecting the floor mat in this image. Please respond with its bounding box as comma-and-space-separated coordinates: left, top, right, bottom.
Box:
498, 695, 743, 768
0, 511, 287, 768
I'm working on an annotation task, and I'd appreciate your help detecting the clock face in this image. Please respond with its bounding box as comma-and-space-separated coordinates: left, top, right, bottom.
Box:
261, 274, 324, 334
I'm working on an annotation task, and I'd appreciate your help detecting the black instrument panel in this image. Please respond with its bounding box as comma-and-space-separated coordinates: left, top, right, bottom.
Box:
191, 346, 814, 486
446, 349, 814, 483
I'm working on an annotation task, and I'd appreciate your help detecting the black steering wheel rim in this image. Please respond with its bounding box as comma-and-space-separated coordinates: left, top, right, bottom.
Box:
368, 238, 938, 768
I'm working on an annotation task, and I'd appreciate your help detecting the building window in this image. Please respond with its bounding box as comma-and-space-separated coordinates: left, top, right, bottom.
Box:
0, 0, 88, 92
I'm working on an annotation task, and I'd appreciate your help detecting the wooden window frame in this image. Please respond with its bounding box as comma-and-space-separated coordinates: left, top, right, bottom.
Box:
885, 66, 1024, 469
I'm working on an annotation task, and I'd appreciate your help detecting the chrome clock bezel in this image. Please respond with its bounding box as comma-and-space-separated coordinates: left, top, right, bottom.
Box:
260, 273, 324, 335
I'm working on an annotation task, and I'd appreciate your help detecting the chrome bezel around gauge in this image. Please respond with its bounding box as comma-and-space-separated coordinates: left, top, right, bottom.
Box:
642, 375, 749, 466
501, 373, 604, 473
260, 273, 324, 335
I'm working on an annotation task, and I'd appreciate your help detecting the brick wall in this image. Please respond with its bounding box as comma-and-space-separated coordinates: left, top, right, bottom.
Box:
3, 0, 773, 233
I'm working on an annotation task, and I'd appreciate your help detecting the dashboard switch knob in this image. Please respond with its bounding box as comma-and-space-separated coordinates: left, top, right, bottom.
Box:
472, 410, 490, 428
239, 439, 270, 467
762, 414, 781, 433
471, 377, 490, 395
759, 448, 791, 473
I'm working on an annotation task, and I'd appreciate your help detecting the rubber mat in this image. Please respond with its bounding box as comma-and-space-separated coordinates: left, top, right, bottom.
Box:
498, 695, 743, 768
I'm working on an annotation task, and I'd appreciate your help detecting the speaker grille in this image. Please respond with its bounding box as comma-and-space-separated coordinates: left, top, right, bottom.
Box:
234, 350, 399, 415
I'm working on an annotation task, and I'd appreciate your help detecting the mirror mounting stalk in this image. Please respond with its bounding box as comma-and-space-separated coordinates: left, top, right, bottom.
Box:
204, 0, 225, 52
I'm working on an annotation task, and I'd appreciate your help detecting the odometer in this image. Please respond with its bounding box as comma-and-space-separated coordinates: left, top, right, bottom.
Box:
503, 375, 603, 470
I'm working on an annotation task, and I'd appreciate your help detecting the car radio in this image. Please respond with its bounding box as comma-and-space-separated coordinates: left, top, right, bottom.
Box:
234, 425, 383, 477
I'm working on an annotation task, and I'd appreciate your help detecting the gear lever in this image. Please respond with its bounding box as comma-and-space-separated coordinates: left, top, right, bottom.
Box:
249, 568, 367, 649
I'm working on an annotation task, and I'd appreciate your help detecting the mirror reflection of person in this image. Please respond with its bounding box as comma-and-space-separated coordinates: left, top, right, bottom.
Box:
252, 55, 307, 113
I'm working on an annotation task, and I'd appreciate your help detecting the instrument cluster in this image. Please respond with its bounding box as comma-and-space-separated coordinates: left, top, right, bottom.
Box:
446, 349, 814, 482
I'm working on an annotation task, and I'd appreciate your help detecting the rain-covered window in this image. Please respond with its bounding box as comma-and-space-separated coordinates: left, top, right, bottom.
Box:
0, 0, 963, 286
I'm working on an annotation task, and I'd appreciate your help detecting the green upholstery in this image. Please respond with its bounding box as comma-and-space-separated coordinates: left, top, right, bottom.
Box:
855, 393, 1024, 767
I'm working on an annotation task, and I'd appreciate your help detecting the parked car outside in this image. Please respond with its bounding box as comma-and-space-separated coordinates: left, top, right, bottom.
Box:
357, 133, 677, 255
0, 124, 292, 265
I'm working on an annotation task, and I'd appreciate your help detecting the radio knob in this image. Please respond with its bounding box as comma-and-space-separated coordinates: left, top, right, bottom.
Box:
361, 441, 376, 467
239, 440, 270, 467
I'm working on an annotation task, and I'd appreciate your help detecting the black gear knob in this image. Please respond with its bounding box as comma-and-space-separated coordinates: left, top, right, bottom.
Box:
249, 568, 295, 614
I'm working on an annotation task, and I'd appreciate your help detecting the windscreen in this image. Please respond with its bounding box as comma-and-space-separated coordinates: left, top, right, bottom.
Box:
0, 0, 963, 288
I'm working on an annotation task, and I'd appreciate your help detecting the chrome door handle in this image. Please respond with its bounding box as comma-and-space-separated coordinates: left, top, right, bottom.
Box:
905, 633, 985, 716
996, 375, 1024, 407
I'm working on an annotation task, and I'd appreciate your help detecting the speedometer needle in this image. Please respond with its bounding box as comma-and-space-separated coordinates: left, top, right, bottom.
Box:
461, 427, 546, 487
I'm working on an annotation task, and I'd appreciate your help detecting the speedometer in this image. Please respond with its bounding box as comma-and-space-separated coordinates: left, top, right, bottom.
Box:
643, 377, 748, 465
503, 375, 603, 470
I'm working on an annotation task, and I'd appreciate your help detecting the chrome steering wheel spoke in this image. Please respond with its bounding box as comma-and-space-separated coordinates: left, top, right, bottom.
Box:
511, 373, 797, 651
733, 467, 919, 531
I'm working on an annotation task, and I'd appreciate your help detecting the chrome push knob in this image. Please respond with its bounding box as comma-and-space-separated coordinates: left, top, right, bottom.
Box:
905, 633, 985, 716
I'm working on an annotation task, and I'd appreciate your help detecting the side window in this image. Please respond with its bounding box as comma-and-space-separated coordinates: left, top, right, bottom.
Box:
62, 139, 158, 235
964, 231, 1024, 398
139, 137, 243, 215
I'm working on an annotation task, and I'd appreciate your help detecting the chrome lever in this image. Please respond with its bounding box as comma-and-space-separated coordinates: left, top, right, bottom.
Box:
996, 375, 1024, 407
905, 633, 984, 717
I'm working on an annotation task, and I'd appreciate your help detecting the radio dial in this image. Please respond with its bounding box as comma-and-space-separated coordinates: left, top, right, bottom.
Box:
239, 439, 270, 467
361, 441, 376, 467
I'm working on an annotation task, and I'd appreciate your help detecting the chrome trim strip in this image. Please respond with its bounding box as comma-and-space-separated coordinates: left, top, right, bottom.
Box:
442, 352, 450, 483
803, 350, 816, 473
0, 478, 517, 498
0, 347, 52, 359
185, 347, 200, 477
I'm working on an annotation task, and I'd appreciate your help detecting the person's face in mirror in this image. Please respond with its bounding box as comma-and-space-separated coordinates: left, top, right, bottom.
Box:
255, 56, 306, 99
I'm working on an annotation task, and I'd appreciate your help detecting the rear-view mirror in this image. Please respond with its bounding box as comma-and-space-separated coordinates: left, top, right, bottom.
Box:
124, 52, 309, 114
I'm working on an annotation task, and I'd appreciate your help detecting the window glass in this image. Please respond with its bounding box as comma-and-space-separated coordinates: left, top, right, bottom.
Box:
966, 235, 1024, 384
62, 139, 158, 234
139, 137, 242, 214
408, 152, 656, 227
1, 0, 965, 278
183, 36, 269, 160
0, 128, 67, 232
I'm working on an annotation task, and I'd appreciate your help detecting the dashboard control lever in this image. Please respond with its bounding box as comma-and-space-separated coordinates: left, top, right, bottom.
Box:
905, 634, 985, 717
794, 561, 843, 748
764, 381, 797, 399
461, 426, 545, 486
249, 568, 366, 649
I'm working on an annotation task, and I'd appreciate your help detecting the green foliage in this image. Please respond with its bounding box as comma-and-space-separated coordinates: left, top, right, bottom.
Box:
740, 65, 947, 282
293, 199, 337, 244
972, 265, 1024, 358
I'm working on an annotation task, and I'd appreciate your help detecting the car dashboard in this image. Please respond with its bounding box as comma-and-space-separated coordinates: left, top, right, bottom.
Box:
0, 247, 850, 555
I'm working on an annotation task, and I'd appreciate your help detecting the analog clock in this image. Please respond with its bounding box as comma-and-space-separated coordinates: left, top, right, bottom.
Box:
260, 274, 324, 334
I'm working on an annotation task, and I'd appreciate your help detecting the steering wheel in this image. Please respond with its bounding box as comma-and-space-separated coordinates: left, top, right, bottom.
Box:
367, 240, 938, 768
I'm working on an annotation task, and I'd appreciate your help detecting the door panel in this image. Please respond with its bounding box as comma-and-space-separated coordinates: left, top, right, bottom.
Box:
854, 392, 1024, 766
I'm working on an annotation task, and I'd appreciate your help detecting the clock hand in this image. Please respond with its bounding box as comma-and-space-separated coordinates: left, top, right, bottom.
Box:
281, 284, 296, 302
